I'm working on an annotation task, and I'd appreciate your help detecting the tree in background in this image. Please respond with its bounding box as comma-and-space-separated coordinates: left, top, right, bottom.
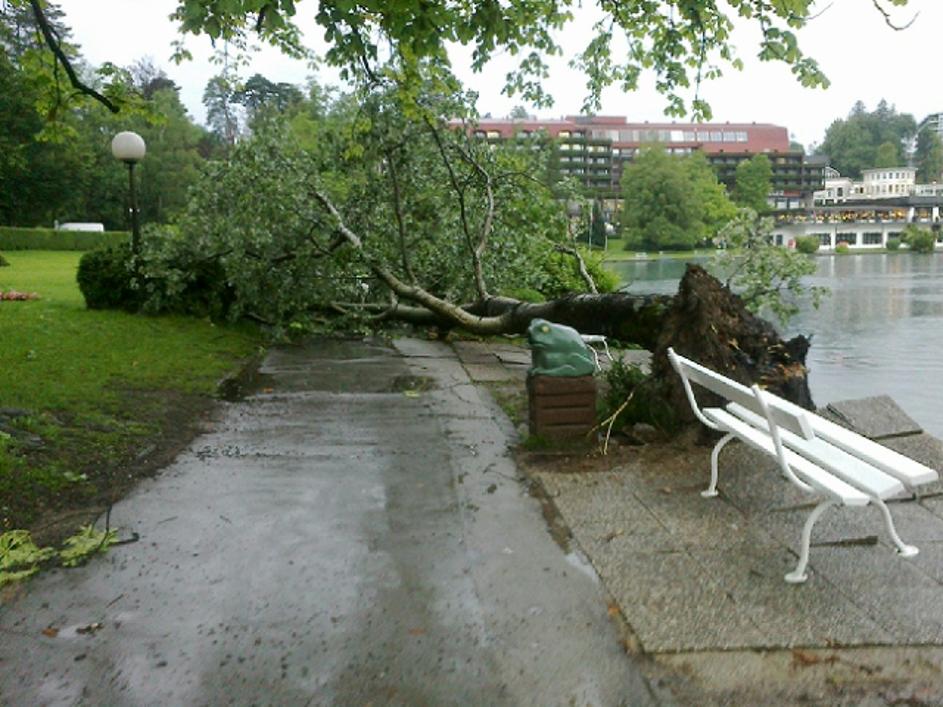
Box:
915, 130, 943, 183
235, 73, 304, 128
203, 73, 242, 151
620, 146, 734, 251
874, 141, 898, 168
732, 154, 772, 213
686, 151, 737, 237
817, 100, 916, 178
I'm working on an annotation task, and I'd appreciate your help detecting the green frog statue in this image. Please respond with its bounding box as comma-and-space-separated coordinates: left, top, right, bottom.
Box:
526, 318, 596, 377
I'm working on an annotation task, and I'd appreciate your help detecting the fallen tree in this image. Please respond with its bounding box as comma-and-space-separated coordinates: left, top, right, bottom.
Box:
118, 81, 819, 418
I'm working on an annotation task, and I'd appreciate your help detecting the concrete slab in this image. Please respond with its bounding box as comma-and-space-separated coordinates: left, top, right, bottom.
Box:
451, 340, 498, 364
826, 395, 923, 439
812, 547, 943, 644
598, 551, 769, 652
462, 362, 520, 382
390, 337, 454, 358
691, 546, 893, 648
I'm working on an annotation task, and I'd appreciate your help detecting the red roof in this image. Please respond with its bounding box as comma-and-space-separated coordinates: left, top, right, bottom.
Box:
471, 116, 791, 154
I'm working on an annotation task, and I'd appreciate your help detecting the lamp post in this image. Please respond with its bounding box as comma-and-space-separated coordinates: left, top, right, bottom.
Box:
111, 131, 146, 254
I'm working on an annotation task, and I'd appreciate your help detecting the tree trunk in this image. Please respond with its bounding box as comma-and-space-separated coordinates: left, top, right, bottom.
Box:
375, 263, 815, 418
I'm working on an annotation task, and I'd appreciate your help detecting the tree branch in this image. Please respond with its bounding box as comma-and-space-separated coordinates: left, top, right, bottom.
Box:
423, 115, 489, 300
554, 244, 599, 294
28, 0, 120, 113
309, 185, 512, 333
385, 150, 417, 282
870, 0, 918, 30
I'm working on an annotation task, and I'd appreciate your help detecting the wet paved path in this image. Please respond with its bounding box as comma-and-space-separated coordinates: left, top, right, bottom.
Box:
0, 339, 655, 706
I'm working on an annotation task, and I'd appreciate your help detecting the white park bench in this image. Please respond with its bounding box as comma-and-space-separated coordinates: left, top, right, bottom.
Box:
668, 347, 939, 584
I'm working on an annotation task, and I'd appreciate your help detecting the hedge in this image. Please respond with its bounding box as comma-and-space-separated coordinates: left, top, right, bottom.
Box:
0, 227, 129, 251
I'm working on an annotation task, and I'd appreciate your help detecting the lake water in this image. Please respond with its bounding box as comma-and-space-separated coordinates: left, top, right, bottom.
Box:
608, 253, 943, 438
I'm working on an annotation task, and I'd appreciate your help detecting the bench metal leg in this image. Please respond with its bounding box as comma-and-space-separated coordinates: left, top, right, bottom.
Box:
873, 497, 919, 558
786, 499, 837, 584
703, 433, 735, 498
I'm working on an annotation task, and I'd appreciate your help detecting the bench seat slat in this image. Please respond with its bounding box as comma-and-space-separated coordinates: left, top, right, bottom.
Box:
762, 397, 938, 488
725, 403, 906, 500
703, 408, 870, 506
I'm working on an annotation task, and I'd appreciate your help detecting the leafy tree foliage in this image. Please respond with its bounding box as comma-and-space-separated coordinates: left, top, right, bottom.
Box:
874, 141, 898, 168
915, 130, 943, 183
713, 209, 827, 325
620, 147, 734, 251
732, 154, 772, 213
162, 0, 906, 119
817, 100, 916, 178
139, 81, 609, 331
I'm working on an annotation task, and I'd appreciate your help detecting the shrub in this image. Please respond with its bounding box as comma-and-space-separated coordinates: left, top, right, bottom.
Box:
599, 358, 677, 433
0, 227, 128, 251
0, 252, 8, 267
534, 246, 618, 299
794, 235, 820, 254
886, 237, 901, 251
903, 225, 936, 254
835, 241, 850, 254
76, 243, 144, 311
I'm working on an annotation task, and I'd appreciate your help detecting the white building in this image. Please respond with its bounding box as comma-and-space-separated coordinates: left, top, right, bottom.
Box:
861, 167, 916, 198
814, 167, 917, 204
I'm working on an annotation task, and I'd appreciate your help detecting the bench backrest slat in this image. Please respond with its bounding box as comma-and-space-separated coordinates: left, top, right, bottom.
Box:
668, 348, 815, 440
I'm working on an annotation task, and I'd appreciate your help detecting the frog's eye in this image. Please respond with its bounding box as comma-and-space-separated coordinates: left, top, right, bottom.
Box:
540, 325, 550, 334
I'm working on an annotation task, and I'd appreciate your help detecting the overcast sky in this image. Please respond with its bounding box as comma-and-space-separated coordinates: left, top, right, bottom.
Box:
59, 0, 941, 149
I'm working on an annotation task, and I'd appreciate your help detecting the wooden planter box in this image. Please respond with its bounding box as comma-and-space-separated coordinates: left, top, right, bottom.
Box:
527, 374, 596, 439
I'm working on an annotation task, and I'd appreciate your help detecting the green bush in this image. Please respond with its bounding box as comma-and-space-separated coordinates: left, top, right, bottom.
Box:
0, 252, 8, 267
794, 235, 820, 254
599, 358, 677, 432
534, 247, 618, 299
76, 243, 144, 311
886, 237, 901, 251
0, 227, 128, 251
835, 242, 850, 254
903, 225, 936, 254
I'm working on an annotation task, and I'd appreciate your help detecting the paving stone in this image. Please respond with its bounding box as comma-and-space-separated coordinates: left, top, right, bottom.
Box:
881, 433, 943, 475
812, 547, 943, 644
692, 547, 893, 648
906, 541, 943, 585
462, 363, 518, 382
391, 338, 454, 358
451, 340, 497, 364
826, 395, 922, 439
493, 349, 532, 366
597, 551, 768, 652
631, 483, 781, 551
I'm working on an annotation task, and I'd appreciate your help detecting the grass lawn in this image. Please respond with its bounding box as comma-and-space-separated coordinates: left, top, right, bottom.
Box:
0, 251, 261, 534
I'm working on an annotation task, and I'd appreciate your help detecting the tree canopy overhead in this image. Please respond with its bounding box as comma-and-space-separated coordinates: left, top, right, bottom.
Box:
13, 0, 917, 121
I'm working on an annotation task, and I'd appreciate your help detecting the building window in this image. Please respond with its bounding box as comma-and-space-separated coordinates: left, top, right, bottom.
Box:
486, 130, 501, 138
837, 232, 858, 246
710, 131, 722, 141
862, 232, 882, 245
558, 131, 570, 138
815, 233, 832, 247
723, 131, 737, 142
